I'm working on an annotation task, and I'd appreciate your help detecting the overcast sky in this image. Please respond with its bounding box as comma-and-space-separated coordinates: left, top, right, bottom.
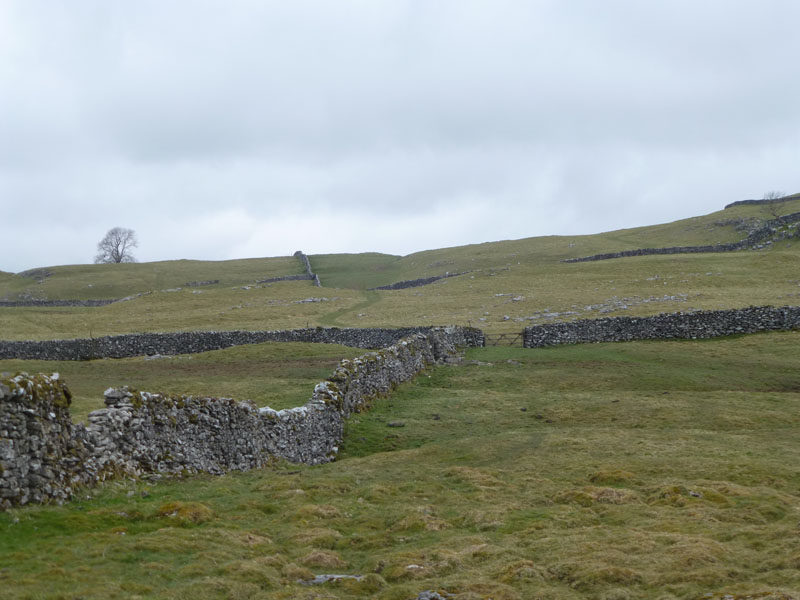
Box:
1, 1, 798, 273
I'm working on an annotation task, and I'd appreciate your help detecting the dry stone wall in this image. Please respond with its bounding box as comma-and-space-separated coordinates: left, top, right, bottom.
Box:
0, 374, 97, 506
0, 299, 117, 307
294, 250, 321, 287
564, 211, 800, 263
724, 197, 798, 209
255, 274, 314, 284
523, 305, 800, 347
184, 280, 219, 287
0, 326, 484, 361
369, 271, 470, 291
1, 328, 475, 509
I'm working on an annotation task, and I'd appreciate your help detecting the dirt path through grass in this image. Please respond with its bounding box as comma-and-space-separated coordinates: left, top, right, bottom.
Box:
319, 290, 382, 327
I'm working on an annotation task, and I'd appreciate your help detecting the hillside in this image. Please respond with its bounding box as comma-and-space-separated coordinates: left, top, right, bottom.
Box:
2, 198, 800, 599
0, 256, 303, 301
1, 197, 799, 339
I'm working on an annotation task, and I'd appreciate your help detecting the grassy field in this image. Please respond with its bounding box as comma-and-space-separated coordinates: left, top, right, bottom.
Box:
2, 333, 799, 599
1, 249, 798, 339
2, 199, 800, 598
0, 257, 304, 301
1, 199, 799, 339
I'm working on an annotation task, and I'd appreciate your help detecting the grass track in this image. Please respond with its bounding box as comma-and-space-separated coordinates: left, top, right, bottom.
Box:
319, 290, 383, 327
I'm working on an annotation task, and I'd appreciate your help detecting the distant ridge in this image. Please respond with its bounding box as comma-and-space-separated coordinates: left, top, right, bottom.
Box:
564, 210, 800, 263
725, 191, 800, 209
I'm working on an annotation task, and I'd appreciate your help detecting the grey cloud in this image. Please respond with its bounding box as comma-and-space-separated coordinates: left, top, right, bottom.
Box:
1, 0, 798, 272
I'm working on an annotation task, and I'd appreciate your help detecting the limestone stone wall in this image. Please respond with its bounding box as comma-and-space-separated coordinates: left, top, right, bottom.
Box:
294, 250, 321, 287
724, 197, 798, 209
184, 280, 219, 287
0, 299, 117, 307
523, 305, 800, 347
255, 274, 314, 284
1, 328, 470, 509
564, 211, 800, 263
369, 271, 470, 291
0, 326, 483, 361
0, 374, 96, 507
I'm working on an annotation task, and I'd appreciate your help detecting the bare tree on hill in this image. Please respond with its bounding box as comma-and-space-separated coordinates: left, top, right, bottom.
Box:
762, 190, 787, 218
95, 227, 138, 263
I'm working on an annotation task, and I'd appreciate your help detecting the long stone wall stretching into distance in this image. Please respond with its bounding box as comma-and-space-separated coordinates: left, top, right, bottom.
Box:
0, 299, 118, 308
255, 274, 314, 284
564, 211, 800, 263
0, 326, 485, 361
523, 305, 800, 348
0, 328, 476, 509
368, 271, 471, 291
294, 250, 321, 287
725, 196, 799, 209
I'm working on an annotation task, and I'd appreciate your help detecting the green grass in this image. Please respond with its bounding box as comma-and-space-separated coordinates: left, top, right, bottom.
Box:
2, 199, 799, 339
2, 332, 800, 599
3, 198, 800, 598
1, 256, 303, 300
1, 246, 798, 339
310, 253, 402, 290
0, 342, 364, 421
0, 281, 366, 340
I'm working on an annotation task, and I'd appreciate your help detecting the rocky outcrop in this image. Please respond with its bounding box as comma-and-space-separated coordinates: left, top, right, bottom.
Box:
0, 326, 484, 361
1, 328, 476, 509
523, 305, 800, 347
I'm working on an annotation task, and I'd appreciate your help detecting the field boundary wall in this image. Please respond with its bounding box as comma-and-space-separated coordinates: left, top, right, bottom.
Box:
523, 305, 800, 347
294, 250, 321, 287
0, 327, 480, 509
369, 271, 470, 291
564, 212, 800, 263
0, 326, 484, 361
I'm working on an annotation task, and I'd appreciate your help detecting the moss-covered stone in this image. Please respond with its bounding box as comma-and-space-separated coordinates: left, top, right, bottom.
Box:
0, 372, 72, 409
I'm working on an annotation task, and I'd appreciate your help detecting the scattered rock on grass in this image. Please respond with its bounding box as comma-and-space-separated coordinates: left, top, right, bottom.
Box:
415, 591, 454, 600
299, 573, 364, 585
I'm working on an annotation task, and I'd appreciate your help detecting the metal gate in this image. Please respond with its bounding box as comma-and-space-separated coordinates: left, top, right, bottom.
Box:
483, 332, 524, 347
